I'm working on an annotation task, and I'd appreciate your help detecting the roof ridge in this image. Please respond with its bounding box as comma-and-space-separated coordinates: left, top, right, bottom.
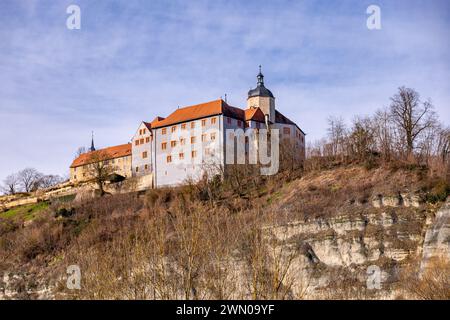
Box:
176, 98, 223, 111
70, 143, 131, 168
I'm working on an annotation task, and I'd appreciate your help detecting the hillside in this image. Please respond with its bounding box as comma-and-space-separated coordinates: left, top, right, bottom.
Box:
0, 164, 449, 299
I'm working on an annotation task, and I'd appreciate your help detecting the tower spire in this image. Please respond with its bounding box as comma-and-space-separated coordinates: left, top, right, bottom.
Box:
90, 131, 95, 152
257, 65, 264, 87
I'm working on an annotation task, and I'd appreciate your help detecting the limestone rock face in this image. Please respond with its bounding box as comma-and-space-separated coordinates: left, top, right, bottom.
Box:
372, 195, 382, 208
372, 193, 422, 208
421, 197, 450, 270
382, 195, 401, 207
263, 194, 448, 298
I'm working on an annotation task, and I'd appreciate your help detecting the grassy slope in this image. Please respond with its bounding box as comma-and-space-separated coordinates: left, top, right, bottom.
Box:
1, 202, 49, 221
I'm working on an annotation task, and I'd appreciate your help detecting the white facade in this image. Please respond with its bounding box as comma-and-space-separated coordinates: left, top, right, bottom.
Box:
131, 122, 152, 177
152, 115, 226, 187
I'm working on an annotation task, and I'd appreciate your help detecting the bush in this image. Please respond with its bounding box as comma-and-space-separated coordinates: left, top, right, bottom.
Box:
54, 207, 75, 218
425, 179, 450, 203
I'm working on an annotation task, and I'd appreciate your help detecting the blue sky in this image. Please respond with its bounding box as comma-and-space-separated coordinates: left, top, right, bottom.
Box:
0, 0, 449, 180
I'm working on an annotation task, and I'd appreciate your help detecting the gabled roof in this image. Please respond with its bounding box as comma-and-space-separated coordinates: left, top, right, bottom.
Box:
151, 99, 245, 129
245, 107, 266, 123
70, 143, 131, 168
150, 116, 165, 127
143, 122, 152, 130
276, 110, 305, 134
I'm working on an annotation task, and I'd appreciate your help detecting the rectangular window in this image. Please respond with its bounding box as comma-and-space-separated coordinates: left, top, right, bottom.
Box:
171, 126, 177, 133
142, 151, 148, 158
283, 127, 291, 135
180, 138, 186, 145
167, 155, 172, 163
191, 122, 195, 128
191, 150, 197, 158
162, 128, 167, 135
191, 136, 196, 144
201, 119, 206, 127
201, 134, 206, 142
144, 164, 148, 170
179, 153, 184, 160
139, 129, 142, 135
237, 120, 242, 127
161, 142, 167, 150
143, 128, 146, 134
181, 123, 186, 130
227, 117, 232, 124
211, 117, 216, 124
210, 132, 216, 140
136, 167, 139, 172
145, 137, 150, 143
171, 140, 177, 147
205, 148, 210, 155
135, 140, 139, 146
140, 138, 144, 144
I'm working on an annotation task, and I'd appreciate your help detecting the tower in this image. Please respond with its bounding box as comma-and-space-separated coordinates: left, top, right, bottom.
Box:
90, 131, 96, 152
247, 65, 275, 123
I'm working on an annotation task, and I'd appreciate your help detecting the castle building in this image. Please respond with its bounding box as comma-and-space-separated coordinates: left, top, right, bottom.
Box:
70, 68, 305, 188
69, 143, 132, 183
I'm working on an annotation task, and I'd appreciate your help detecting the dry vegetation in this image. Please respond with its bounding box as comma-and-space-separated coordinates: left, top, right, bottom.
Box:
0, 159, 448, 299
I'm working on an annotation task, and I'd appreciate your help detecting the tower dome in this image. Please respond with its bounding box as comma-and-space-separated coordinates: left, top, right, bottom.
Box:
247, 65, 274, 98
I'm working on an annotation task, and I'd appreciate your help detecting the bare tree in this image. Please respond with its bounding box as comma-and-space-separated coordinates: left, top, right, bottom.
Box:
17, 168, 41, 193
348, 116, 375, 162
327, 116, 347, 159
436, 127, 450, 164
2, 173, 21, 195
372, 108, 394, 162
87, 151, 116, 196
74, 146, 86, 159
389, 87, 437, 156
36, 174, 64, 189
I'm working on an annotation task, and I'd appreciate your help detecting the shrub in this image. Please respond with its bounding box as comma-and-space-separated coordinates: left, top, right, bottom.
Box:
425, 179, 450, 203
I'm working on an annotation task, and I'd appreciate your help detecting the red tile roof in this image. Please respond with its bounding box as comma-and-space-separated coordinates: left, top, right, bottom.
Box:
148, 99, 303, 133
245, 107, 266, 122
70, 143, 131, 168
150, 116, 165, 127
151, 99, 245, 128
